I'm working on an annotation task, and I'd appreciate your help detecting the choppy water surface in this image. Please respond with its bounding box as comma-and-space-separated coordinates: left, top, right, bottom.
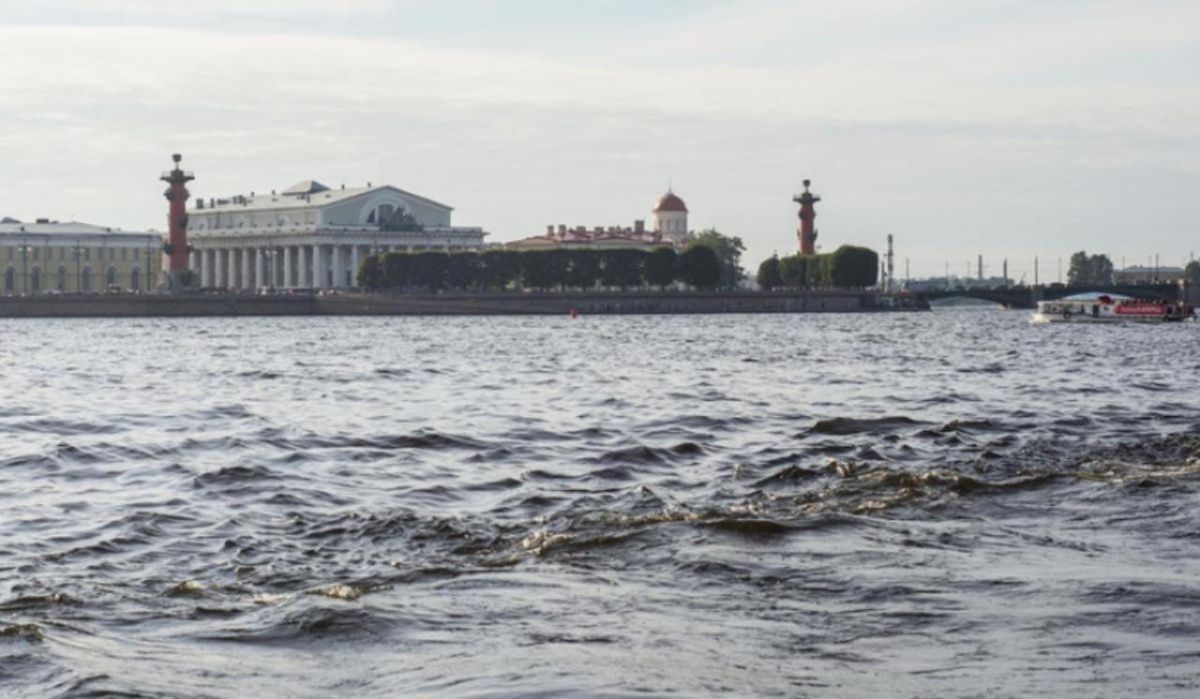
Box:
2, 310, 1200, 697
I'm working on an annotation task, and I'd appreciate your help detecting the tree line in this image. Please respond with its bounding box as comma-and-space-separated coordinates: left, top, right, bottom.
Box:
1070, 251, 1200, 285
357, 246, 723, 292
755, 246, 880, 289
1067, 251, 1115, 285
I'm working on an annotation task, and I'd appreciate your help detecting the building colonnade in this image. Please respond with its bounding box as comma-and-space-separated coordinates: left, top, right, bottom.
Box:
191, 242, 464, 290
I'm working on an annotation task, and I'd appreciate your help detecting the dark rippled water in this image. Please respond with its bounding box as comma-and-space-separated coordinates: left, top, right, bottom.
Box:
2, 310, 1200, 697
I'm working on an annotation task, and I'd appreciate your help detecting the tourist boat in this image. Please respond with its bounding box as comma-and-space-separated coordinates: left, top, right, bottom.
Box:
1033, 293, 1196, 324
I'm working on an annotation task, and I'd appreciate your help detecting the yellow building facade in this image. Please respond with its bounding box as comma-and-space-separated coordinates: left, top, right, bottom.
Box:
0, 220, 163, 294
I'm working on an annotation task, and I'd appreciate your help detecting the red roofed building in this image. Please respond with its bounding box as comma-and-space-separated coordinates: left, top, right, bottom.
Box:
507, 190, 692, 250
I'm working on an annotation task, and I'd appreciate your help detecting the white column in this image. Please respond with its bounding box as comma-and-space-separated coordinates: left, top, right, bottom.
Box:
331, 245, 343, 288
256, 248, 267, 290
299, 246, 310, 288
283, 246, 294, 289
217, 249, 225, 288
188, 250, 198, 273
227, 248, 237, 289
241, 248, 253, 290
351, 245, 361, 288
312, 244, 323, 289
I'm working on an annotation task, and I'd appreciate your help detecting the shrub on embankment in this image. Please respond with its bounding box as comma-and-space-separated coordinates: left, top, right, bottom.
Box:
771, 246, 879, 290
357, 246, 722, 293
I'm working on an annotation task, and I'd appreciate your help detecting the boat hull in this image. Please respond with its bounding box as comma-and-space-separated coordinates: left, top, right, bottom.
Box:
1032, 313, 1191, 324
1032, 295, 1196, 324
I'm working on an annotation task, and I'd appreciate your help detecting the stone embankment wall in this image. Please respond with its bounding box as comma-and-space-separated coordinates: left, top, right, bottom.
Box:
318, 290, 877, 316
0, 295, 314, 317
0, 290, 882, 318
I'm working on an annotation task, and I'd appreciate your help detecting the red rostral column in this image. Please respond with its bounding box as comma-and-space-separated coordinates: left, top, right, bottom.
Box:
793, 179, 821, 254
161, 153, 194, 288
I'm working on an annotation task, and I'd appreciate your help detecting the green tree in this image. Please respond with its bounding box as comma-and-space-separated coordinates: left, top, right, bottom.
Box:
600, 249, 646, 290
409, 251, 448, 292
1067, 251, 1089, 285
444, 252, 480, 291
828, 245, 879, 288
778, 255, 806, 288
1068, 251, 1114, 285
691, 229, 746, 289
546, 248, 572, 290
357, 254, 383, 290
1093, 254, 1114, 285
678, 245, 721, 290
644, 247, 678, 290
521, 250, 557, 291
565, 249, 601, 290
806, 254, 831, 288
382, 252, 412, 289
480, 249, 520, 291
756, 255, 782, 290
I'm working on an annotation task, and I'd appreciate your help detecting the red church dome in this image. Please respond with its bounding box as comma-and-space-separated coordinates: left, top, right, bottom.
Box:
653, 191, 688, 213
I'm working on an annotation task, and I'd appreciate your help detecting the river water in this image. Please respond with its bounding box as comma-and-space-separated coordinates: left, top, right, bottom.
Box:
1, 310, 1199, 697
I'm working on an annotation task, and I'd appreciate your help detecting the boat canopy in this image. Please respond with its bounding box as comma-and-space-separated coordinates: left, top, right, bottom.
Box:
1059, 292, 1133, 301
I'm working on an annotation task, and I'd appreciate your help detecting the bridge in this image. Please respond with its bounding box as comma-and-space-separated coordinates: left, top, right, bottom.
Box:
902, 283, 1183, 309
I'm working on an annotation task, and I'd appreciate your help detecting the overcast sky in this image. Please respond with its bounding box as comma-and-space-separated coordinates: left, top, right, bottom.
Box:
1, 0, 1197, 279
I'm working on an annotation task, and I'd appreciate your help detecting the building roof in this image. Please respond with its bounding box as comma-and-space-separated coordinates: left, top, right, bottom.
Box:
1117, 265, 1185, 274
281, 180, 331, 196
653, 190, 688, 213
197, 184, 453, 214
0, 220, 156, 238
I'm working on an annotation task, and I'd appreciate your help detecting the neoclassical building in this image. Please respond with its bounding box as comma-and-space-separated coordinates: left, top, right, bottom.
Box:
507, 190, 692, 250
0, 218, 163, 294
187, 180, 486, 290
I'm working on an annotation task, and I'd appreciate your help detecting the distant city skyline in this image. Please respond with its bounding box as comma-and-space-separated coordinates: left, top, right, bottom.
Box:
1, 0, 1197, 280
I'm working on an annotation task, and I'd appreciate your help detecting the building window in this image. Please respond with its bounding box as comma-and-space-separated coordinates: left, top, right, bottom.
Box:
32, 248, 38, 261
30, 267, 41, 293
56, 266, 66, 291
3, 267, 13, 293
82, 267, 92, 292
130, 267, 140, 291
106, 266, 117, 287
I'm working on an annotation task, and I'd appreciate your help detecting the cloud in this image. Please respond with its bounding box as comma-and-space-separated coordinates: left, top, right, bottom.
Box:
32, 0, 392, 18
0, 4, 1196, 275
